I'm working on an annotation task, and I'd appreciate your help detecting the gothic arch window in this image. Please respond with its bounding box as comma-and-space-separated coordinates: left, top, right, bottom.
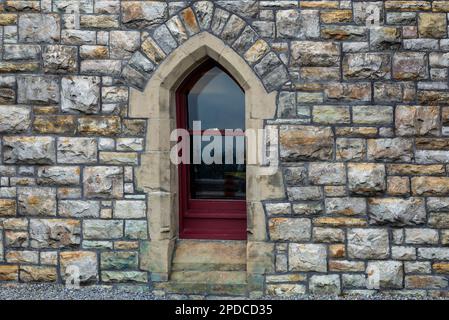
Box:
176, 58, 247, 240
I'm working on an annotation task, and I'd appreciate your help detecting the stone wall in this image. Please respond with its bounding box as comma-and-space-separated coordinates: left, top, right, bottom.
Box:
1, 0, 449, 297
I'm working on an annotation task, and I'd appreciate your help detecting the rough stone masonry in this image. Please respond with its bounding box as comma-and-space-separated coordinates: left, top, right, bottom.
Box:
2, 0, 449, 298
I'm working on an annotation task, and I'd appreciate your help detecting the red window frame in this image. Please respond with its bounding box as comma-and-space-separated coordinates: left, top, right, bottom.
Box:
176, 59, 247, 240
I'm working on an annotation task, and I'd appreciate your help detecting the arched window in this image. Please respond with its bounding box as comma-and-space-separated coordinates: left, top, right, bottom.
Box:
176, 59, 246, 240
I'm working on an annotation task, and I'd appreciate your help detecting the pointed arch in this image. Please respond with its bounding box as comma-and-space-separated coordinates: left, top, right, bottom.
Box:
120, 1, 290, 94
132, 32, 285, 291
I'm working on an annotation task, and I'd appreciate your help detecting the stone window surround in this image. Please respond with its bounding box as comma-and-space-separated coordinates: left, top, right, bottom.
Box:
129, 32, 285, 287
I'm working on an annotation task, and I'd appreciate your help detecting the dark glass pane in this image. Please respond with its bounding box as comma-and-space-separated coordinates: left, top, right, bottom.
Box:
187, 67, 245, 130
189, 135, 245, 200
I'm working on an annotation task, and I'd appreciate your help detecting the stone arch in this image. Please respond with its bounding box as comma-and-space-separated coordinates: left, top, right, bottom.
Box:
120, 0, 290, 94
130, 31, 286, 288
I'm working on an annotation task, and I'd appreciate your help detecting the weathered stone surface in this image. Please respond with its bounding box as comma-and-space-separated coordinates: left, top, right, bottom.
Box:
370, 26, 401, 50
268, 218, 311, 241
80, 60, 122, 76
37, 166, 80, 186
83, 220, 123, 240
57, 138, 97, 164
366, 261, 403, 289
280, 125, 334, 161
348, 163, 386, 195
43, 45, 77, 74
78, 116, 121, 136
309, 275, 341, 295
397, 105, 440, 137
347, 228, 389, 259
0, 105, 31, 133
289, 244, 327, 272
0, 199, 16, 217
125, 221, 148, 240
287, 186, 323, 201
352, 106, 393, 125
277, 10, 320, 39
5, 231, 28, 248
101, 251, 138, 270
429, 212, 449, 228
60, 251, 98, 283
17, 76, 59, 105
193, 1, 214, 30
368, 197, 426, 226
114, 200, 146, 219
413, 176, 449, 196
59, 201, 100, 218
325, 197, 366, 216
61, 76, 100, 114
30, 219, 80, 248
6, 251, 38, 264
387, 176, 410, 196
324, 82, 371, 102
291, 41, 340, 67
110, 31, 140, 59
83, 167, 123, 199
121, 1, 167, 28
99, 152, 138, 165
33, 115, 77, 135
313, 227, 345, 243
3, 136, 56, 165
309, 163, 346, 185
392, 246, 416, 260
406, 228, 439, 244
19, 14, 60, 43
406, 275, 448, 289
18, 187, 56, 216
0, 265, 18, 281
313, 105, 350, 124
19, 266, 57, 282
393, 52, 428, 80
418, 13, 447, 38
336, 138, 366, 161
101, 271, 147, 283
343, 53, 391, 80
367, 138, 414, 162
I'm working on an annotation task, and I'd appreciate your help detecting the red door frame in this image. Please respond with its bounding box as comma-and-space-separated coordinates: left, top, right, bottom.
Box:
176, 59, 247, 240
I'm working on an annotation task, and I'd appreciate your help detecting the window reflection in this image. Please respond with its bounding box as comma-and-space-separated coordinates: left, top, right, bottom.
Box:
187, 65, 246, 200
188, 67, 245, 130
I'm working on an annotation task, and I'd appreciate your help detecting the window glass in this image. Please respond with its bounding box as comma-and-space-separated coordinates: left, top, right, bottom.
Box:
187, 65, 246, 200
187, 67, 245, 130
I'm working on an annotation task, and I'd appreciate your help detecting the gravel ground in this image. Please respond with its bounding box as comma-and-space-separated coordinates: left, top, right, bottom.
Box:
0, 283, 448, 300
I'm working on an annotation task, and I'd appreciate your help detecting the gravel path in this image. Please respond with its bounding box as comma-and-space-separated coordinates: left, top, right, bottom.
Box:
0, 283, 448, 300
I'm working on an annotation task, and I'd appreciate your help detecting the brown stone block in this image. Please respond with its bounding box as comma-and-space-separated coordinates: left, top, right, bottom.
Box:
313, 217, 367, 227
19, 266, 57, 282
279, 125, 334, 161
385, 1, 431, 11
33, 115, 77, 134
329, 244, 346, 258
433, 262, 449, 273
416, 138, 449, 150
0, 13, 16, 25
321, 10, 352, 23
0, 265, 18, 281
411, 176, 449, 196
418, 91, 449, 105
78, 116, 121, 136
405, 275, 448, 289
418, 13, 447, 38
0, 199, 16, 216
387, 177, 410, 196
387, 164, 445, 175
